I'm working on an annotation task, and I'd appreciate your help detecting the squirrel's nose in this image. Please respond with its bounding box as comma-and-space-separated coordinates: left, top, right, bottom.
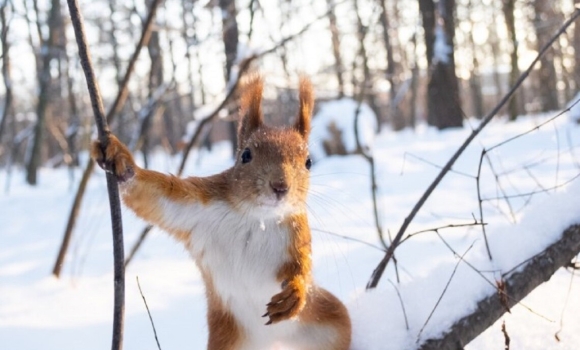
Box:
270, 181, 289, 199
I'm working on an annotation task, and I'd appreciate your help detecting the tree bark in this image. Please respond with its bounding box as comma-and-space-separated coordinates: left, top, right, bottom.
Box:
418, 224, 580, 350
503, 0, 520, 121
219, 0, 239, 156
354, 0, 381, 130
378, 0, 404, 130
327, 0, 345, 98
420, 0, 462, 129
534, 1, 559, 112
0, 1, 13, 148
467, 0, 483, 119
574, 0, 580, 91
140, 0, 164, 167
26, 0, 63, 184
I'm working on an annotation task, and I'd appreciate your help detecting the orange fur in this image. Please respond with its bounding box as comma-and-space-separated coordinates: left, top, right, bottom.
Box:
92, 76, 351, 350
238, 74, 264, 148
301, 288, 352, 350
202, 267, 244, 350
296, 76, 313, 138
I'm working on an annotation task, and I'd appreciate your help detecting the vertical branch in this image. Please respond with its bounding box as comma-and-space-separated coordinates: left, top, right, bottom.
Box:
65, 1, 125, 349
53, 0, 162, 278
352, 82, 387, 249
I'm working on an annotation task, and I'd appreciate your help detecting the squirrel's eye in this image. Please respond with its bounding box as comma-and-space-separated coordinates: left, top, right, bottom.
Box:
241, 148, 252, 164
305, 157, 312, 170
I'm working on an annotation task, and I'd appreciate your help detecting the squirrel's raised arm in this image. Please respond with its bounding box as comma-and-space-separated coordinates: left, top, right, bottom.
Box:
91, 135, 228, 243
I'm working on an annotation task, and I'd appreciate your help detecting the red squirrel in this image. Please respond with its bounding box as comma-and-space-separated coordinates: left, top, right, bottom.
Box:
92, 75, 351, 350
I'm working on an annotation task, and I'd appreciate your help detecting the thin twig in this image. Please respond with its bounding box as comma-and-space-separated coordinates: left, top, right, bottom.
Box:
65, 0, 126, 348
435, 232, 552, 322
399, 218, 486, 245
312, 228, 385, 252
481, 172, 580, 201
366, 8, 580, 289
416, 242, 475, 343
501, 320, 510, 350
136, 276, 162, 350
352, 78, 387, 250
387, 279, 409, 330
402, 152, 476, 179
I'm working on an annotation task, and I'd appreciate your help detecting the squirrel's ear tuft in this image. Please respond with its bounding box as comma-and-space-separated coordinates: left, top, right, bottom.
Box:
294, 76, 313, 140
239, 74, 264, 144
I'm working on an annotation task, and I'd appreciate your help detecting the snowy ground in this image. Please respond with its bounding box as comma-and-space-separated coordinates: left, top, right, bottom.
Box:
1, 109, 580, 350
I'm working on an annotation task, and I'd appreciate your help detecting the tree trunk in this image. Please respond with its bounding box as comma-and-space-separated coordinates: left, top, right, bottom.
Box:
219, 0, 239, 156
489, 3, 504, 105
378, 0, 404, 130
182, 0, 196, 113
503, 0, 520, 121
136, 0, 164, 168
467, 0, 483, 119
26, 0, 63, 185
574, 0, 580, 91
534, 0, 559, 112
419, 224, 580, 349
409, 33, 419, 129
354, 0, 381, 130
420, 0, 462, 129
0, 1, 13, 148
327, 0, 345, 98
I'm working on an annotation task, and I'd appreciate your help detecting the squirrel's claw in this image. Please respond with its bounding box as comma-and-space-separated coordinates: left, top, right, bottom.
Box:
91, 135, 136, 183
263, 281, 305, 325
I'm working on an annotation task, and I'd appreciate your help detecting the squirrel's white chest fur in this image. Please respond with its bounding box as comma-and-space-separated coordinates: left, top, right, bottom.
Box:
160, 199, 305, 348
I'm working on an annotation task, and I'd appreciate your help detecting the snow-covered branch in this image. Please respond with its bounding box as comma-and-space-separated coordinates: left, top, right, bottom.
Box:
418, 224, 580, 350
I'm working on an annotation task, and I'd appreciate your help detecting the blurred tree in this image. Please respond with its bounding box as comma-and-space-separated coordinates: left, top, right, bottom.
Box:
575, 0, 580, 91
503, 0, 521, 121
219, 0, 240, 156
353, 0, 381, 130
26, 0, 66, 184
533, 0, 559, 112
0, 0, 12, 151
378, 0, 404, 130
327, 0, 345, 98
419, 0, 462, 129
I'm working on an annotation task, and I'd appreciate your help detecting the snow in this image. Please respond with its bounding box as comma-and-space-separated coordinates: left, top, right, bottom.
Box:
1, 109, 580, 350
433, 24, 452, 64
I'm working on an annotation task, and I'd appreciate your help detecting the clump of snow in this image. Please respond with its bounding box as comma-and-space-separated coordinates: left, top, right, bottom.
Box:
348, 179, 580, 349
309, 98, 377, 160
433, 24, 452, 64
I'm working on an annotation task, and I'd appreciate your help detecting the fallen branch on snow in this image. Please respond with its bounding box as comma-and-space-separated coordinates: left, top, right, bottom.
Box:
418, 224, 580, 350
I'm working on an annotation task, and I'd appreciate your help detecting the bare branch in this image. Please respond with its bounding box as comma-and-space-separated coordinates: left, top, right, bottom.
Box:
367, 8, 580, 289
136, 277, 162, 350
64, 0, 137, 347
418, 224, 580, 350
53, 0, 163, 278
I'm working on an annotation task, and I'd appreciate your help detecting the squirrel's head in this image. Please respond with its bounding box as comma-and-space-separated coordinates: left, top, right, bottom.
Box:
229, 74, 313, 219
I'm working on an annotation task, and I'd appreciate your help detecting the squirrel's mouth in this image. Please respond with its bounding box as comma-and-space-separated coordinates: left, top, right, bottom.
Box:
257, 194, 287, 207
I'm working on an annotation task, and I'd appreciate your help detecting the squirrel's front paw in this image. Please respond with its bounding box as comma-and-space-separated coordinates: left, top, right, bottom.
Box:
91, 135, 136, 182
263, 279, 307, 325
